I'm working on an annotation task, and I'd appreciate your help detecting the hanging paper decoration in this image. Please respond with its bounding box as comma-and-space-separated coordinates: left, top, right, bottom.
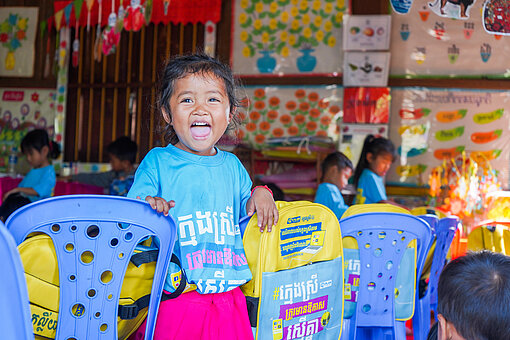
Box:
94, 0, 103, 61
163, 0, 170, 15
204, 21, 216, 56
102, 0, 121, 55
123, 0, 146, 32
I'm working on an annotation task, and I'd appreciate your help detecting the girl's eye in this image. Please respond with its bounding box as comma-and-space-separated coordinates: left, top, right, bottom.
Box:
209, 97, 220, 102
181, 98, 192, 103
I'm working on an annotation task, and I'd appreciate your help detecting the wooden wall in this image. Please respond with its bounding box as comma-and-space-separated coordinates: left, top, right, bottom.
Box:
1, 0, 509, 164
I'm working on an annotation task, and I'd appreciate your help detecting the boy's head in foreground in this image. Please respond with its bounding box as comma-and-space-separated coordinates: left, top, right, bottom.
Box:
437, 250, 510, 340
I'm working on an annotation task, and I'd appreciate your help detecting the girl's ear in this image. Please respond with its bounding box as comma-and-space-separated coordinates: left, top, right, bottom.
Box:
162, 108, 172, 125
366, 152, 374, 164
41, 145, 49, 158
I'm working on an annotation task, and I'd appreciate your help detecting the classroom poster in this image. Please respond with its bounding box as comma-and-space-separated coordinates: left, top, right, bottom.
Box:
343, 15, 391, 51
0, 88, 57, 172
387, 88, 510, 189
390, 0, 510, 77
343, 52, 390, 87
238, 86, 343, 149
231, 0, 349, 76
0, 7, 38, 77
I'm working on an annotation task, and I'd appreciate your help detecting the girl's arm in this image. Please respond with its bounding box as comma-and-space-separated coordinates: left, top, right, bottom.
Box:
246, 186, 279, 232
3, 187, 38, 200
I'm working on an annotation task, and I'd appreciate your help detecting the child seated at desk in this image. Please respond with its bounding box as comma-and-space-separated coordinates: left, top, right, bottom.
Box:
66, 136, 137, 196
314, 151, 353, 219
0, 129, 60, 221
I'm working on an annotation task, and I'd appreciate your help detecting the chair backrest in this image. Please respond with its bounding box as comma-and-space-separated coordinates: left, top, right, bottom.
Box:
428, 217, 458, 306
0, 224, 33, 340
467, 221, 510, 255
340, 212, 432, 338
6, 195, 177, 340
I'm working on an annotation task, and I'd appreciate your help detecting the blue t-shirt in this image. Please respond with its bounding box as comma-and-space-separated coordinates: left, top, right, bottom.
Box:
355, 168, 387, 204
19, 165, 56, 202
314, 183, 349, 219
128, 144, 252, 294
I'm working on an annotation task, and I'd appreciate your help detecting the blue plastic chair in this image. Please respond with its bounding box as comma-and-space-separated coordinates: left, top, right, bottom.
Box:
413, 216, 458, 340
340, 212, 432, 340
6, 195, 177, 340
0, 223, 34, 340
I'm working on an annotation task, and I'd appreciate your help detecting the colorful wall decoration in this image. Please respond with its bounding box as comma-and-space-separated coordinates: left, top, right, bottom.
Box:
0, 88, 57, 173
238, 86, 342, 149
231, 0, 349, 76
390, 0, 510, 77
387, 88, 510, 189
0, 7, 38, 77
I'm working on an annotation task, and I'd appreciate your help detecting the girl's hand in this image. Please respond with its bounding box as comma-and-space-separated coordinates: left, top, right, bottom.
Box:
3, 188, 19, 201
246, 187, 279, 233
137, 195, 175, 216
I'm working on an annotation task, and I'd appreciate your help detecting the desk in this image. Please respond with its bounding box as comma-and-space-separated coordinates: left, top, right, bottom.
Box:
0, 176, 104, 203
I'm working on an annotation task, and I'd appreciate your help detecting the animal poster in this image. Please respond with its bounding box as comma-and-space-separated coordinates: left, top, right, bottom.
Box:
0, 7, 38, 77
231, 0, 349, 76
237, 86, 342, 149
390, 0, 510, 77
0, 88, 57, 172
343, 52, 390, 87
387, 88, 510, 189
343, 15, 391, 51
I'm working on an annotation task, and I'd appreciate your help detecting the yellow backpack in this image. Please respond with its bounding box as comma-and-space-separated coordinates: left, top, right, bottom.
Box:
241, 201, 344, 340
19, 233, 174, 340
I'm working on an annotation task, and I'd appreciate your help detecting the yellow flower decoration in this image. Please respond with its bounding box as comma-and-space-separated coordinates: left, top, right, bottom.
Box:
281, 11, 289, 22
324, 21, 333, 32
254, 19, 262, 30
240, 0, 249, 9
240, 31, 249, 42
239, 13, 247, 25
280, 31, 288, 41
255, 2, 264, 12
17, 18, 27, 31
302, 14, 310, 25
261, 32, 270, 43
337, 0, 345, 7
291, 6, 299, 17
300, 1, 308, 11
269, 19, 278, 30
289, 34, 297, 45
314, 16, 322, 27
328, 36, 336, 47
324, 3, 333, 13
312, 0, 321, 11
316, 30, 324, 41
303, 27, 312, 38
335, 12, 343, 23
291, 19, 300, 30
269, 2, 278, 13
291, 0, 298, 4
281, 46, 290, 57
243, 46, 251, 57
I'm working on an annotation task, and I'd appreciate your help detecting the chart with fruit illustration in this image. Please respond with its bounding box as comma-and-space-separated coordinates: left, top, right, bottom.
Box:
390, 0, 510, 77
387, 88, 510, 188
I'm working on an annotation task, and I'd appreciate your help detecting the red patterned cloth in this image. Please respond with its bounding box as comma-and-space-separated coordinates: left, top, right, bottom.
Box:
54, 0, 222, 28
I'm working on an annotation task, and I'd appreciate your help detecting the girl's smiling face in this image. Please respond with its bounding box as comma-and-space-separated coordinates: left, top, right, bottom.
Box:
164, 72, 231, 156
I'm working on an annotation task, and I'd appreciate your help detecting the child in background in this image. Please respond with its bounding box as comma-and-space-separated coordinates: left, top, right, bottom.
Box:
0, 129, 60, 221
314, 151, 353, 219
353, 134, 396, 204
435, 250, 510, 340
127, 54, 278, 340
68, 136, 137, 196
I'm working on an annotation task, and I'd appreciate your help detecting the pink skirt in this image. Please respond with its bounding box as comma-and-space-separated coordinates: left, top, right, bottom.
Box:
129, 287, 253, 340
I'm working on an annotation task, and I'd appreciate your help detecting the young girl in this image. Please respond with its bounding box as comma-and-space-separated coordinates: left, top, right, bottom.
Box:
314, 151, 353, 219
353, 134, 396, 205
127, 54, 278, 340
0, 129, 60, 221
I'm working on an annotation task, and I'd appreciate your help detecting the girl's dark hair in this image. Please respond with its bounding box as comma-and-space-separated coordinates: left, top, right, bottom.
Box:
352, 134, 396, 188
320, 151, 353, 182
157, 53, 241, 145
20, 129, 60, 159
